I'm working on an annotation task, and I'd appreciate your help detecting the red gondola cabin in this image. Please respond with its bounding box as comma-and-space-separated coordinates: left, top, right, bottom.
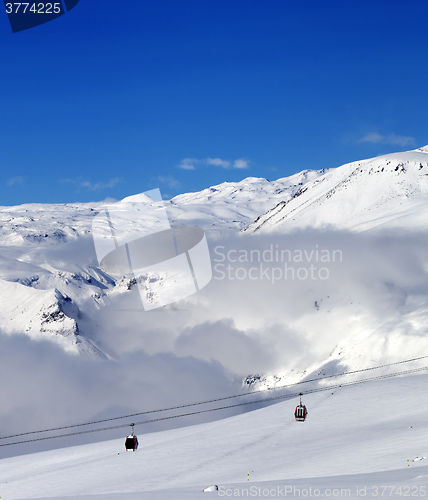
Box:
125, 424, 139, 451
294, 404, 308, 422
294, 394, 308, 422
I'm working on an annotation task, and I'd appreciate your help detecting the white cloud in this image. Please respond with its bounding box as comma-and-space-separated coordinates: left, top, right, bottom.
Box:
80, 178, 121, 191
178, 158, 197, 170
7, 176, 23, 186
206, 158, 231, 168
233, 159, 249, 169
60, 178, 121, 191
178, 157, 250, 171
359, 133, 415, 147
90, 228, 428, 388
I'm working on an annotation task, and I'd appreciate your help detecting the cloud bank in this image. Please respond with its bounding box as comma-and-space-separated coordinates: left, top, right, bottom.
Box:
178, 157, 250, 170
2, 227, 428, 458
359, 133, 415, 147
6, 176, 23, 186
59, 177, 122, 191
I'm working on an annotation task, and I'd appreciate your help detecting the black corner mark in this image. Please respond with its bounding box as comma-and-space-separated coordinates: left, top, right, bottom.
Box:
3, 0, 80, 33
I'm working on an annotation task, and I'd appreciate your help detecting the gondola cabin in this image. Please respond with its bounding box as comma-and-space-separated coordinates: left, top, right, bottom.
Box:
294, 394, 308, 422
294, 404, 307, 422
125, 424, 139, 451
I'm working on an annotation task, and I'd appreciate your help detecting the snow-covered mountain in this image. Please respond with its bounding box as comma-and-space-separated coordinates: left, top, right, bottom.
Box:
242, 145, 428, 234
0, 169, 328, 247
166, 169, 329, 233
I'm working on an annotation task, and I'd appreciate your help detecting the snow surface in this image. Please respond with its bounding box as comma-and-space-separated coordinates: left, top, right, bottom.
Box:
242, 147, 428, 234
0, 374, 427, 499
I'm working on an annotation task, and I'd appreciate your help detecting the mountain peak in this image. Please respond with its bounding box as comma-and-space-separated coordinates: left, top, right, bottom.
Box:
242, 147, 428, 234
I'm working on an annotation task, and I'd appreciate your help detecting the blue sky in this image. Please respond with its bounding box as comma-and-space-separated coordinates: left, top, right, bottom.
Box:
1, 0, 428, 205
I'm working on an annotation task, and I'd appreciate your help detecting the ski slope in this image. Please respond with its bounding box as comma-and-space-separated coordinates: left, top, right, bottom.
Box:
0, 372, 427, 499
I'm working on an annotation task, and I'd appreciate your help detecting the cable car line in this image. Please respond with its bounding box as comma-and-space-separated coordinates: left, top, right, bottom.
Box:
1, 353, 427, 442
1, 363, 427, 448
1, 353, 427, 443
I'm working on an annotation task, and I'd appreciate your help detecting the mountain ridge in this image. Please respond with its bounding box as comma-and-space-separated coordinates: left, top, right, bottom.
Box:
241, 146, 428, 234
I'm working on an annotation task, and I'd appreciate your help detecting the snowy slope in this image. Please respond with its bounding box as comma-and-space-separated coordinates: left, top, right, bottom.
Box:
0, 373, 427, 499
0, 280, 105, 357
242, 146, 428, 234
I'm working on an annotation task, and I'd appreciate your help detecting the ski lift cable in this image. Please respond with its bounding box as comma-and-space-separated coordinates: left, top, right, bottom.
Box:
1, 364, 427, 448
1, 353, 427, 442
